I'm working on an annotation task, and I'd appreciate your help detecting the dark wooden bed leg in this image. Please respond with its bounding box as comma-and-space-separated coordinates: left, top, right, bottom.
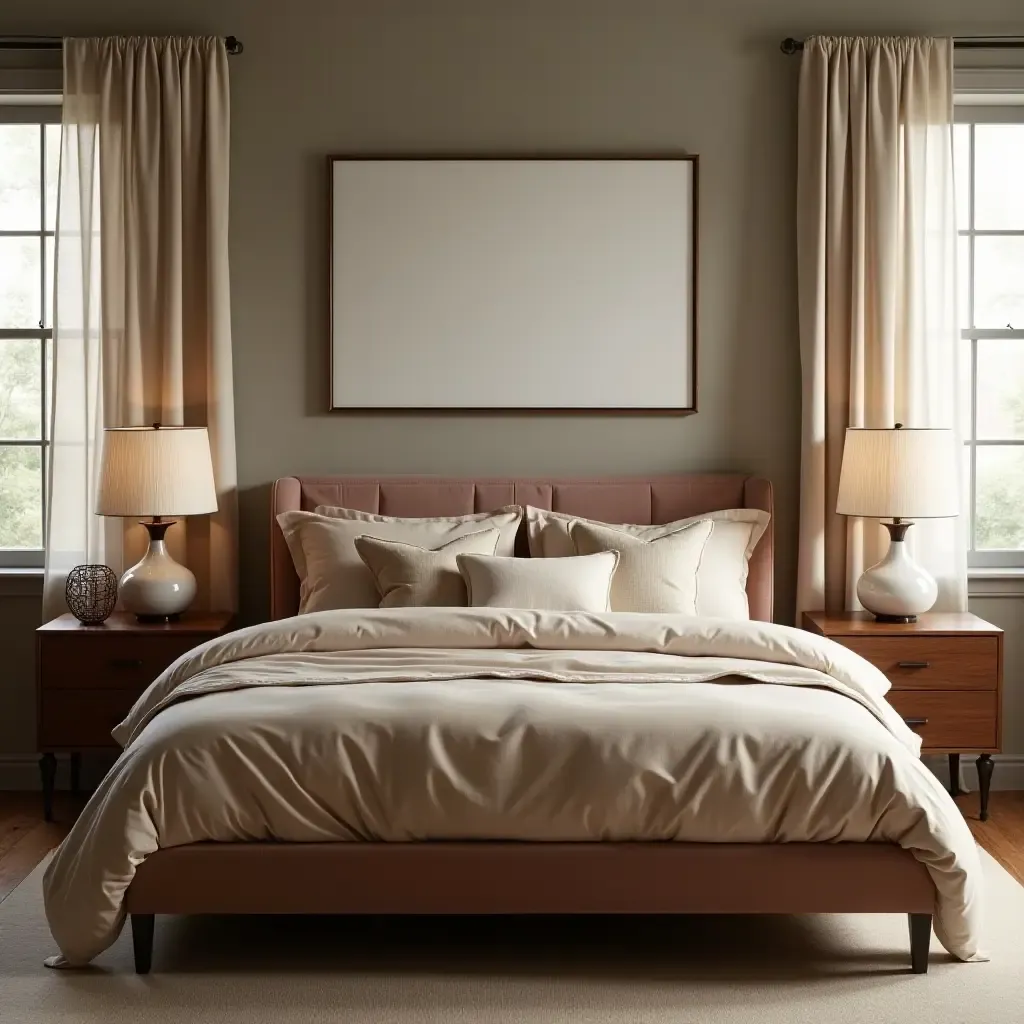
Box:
908, 913, 931, 974
131, 914, 154, 974
976, 753, 994, 822
948, 753, 961, 797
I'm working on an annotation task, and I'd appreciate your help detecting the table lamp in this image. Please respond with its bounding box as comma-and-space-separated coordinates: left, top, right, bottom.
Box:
836, 423, 958, 622
96, 424, 218, 622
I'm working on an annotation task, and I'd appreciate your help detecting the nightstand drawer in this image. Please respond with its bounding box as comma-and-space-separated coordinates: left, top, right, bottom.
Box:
842, 637, 997, 690
39, 689, 139, 748
39, 634, 197, 690
887, 690, 997, 750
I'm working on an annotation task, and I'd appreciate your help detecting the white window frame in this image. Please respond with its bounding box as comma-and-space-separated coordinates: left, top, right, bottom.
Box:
0, 102, 60, 569
955, 73, 1024, 570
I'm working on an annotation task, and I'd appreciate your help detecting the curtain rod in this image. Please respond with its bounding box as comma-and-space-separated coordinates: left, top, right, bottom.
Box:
781, 36, 1024, 54
0, 35, 244, 55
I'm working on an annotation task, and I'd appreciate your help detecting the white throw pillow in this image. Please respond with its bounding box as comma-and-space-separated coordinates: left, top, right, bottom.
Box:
570, 519, 713, 614
278, 506, 522, 613
526, 506, 769, 619
457, 551, 619, 612
355, 530, 500, 608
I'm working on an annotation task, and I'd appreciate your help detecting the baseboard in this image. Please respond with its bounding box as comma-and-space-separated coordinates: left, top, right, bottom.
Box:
0, 754, 110, 791
925, 754, 1024, 793
0, 754, 57, 791
3, 752, 1023, 793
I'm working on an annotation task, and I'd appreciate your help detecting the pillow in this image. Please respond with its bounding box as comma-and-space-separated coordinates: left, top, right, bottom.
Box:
570, 519, 713, 614
457, 551, 619, 612
355, 529, 500, 608
277, 506, 522, 613
526, 506, 769, 619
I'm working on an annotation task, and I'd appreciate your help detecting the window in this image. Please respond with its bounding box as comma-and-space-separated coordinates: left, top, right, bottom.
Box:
0, 106, 59, 569
955, 95, 1024, 568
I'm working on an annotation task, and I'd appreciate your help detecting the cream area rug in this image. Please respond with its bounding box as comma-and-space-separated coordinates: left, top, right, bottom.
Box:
1, 849, 1021, 1023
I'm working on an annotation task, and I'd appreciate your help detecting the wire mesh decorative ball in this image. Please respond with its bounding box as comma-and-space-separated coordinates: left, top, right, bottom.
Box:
65, 565, 119, 625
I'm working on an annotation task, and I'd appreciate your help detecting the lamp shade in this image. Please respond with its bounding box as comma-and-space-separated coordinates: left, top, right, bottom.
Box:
836, 427, 958, 520
96, 426, 218, 518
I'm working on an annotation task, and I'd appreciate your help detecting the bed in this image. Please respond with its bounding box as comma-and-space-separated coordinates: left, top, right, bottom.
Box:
43, 475, 983, 975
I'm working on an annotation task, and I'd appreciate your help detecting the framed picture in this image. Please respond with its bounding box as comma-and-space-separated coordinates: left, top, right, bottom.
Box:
328, 154, 698, 413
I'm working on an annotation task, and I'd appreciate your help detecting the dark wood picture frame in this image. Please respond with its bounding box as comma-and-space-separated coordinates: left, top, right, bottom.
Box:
327, 153, 699, 415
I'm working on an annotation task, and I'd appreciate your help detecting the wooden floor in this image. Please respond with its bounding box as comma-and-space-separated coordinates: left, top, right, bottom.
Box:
2, 790, 1023, 908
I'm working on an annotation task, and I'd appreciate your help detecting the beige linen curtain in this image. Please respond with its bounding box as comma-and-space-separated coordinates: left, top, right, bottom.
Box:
43, 37, 237, 619
796, 36, 966, 615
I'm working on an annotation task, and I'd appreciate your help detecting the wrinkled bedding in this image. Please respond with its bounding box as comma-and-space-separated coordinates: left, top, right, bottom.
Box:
43, 608, 984, 965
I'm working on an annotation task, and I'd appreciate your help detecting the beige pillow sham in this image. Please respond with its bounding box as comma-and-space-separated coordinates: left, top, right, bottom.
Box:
570, 519, 713, 614
354, 530, 499, 608
526, 506, 769, 619
277, 506, 522, 613
457, 551, 619, 612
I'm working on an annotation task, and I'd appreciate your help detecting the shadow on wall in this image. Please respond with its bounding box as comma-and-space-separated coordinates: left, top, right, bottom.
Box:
721, 36, 801, 624
305, 153, 330, 419
238, 483, 274, 625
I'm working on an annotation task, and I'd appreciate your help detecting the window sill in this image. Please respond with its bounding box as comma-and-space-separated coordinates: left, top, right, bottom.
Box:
0, 568, 44, 598
968, 568, 1024, 598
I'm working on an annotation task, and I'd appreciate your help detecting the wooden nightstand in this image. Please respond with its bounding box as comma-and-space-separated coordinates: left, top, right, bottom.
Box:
802, 611, 1003, 820
36, 611, 234, 821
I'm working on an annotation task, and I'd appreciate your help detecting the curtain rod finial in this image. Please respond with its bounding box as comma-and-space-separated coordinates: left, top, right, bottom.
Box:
225, 35, 243, 55
780, 37, 802, 55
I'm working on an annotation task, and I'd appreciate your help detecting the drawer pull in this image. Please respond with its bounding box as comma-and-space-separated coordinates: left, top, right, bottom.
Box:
109, 658, 144, 670
903, 717, 929, 727
897, 661, 931, 669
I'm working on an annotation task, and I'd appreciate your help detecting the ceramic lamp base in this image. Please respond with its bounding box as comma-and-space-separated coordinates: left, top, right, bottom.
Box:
856, 521, 937, 623
119, 520, 197, 623
135, 611, 184, 625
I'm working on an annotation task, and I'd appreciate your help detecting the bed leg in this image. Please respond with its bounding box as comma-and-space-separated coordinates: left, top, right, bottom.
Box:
908, 913, 931, 974
131, 914, 154, 974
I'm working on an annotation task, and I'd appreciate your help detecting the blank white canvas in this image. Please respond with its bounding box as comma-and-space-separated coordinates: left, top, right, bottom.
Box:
330, 159, 695, 409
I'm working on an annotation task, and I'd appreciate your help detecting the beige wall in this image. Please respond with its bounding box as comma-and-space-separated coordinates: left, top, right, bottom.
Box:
2, 1, 1022, 771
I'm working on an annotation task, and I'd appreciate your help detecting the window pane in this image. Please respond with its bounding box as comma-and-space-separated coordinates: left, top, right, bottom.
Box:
976, 339, 1024, 439
45, 124, 60, 231
974, 236, 1024, 329
45, 234, 54, 329
960, 339, 972, 438
975, 124, 1024, 230
43, 337, 52, 440
0, 339, 42, 439
0, 236, 42, 329
958, 234, 971, 330
0, 124, 41, 230
975, 446, 1024, 550
0, 445, 42, 549
963, 445, 973, 550
954, 123, 970, 230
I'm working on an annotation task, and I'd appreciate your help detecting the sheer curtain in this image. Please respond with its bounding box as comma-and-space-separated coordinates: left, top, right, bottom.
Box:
796, 36, 966, 615
43, 37, 237, 619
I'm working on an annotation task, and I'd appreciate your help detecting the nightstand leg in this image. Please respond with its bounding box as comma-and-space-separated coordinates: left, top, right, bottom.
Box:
39, 753, 56, 822
948, 754, 961, 797
69, 752, 82, 798
976, 754, 994, 822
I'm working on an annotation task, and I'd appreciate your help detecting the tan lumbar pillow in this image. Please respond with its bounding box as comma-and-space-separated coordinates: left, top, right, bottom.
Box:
570, 519, 714, 614
457, 551, 619, 612
355, 529, 500, 608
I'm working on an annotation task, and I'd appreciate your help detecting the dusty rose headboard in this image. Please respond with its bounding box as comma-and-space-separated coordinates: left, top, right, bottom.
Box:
270, 475, 774, 622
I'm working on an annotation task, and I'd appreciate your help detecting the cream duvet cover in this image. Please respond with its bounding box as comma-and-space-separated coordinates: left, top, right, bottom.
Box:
43, 608, 985, 965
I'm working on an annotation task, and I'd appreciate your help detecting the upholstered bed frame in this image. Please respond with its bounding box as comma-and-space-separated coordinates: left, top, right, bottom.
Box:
125, 475, 935, 974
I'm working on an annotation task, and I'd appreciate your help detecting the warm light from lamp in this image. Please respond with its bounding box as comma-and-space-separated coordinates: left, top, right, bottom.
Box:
96, 425, 218, 518
836, 426, 958, 520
